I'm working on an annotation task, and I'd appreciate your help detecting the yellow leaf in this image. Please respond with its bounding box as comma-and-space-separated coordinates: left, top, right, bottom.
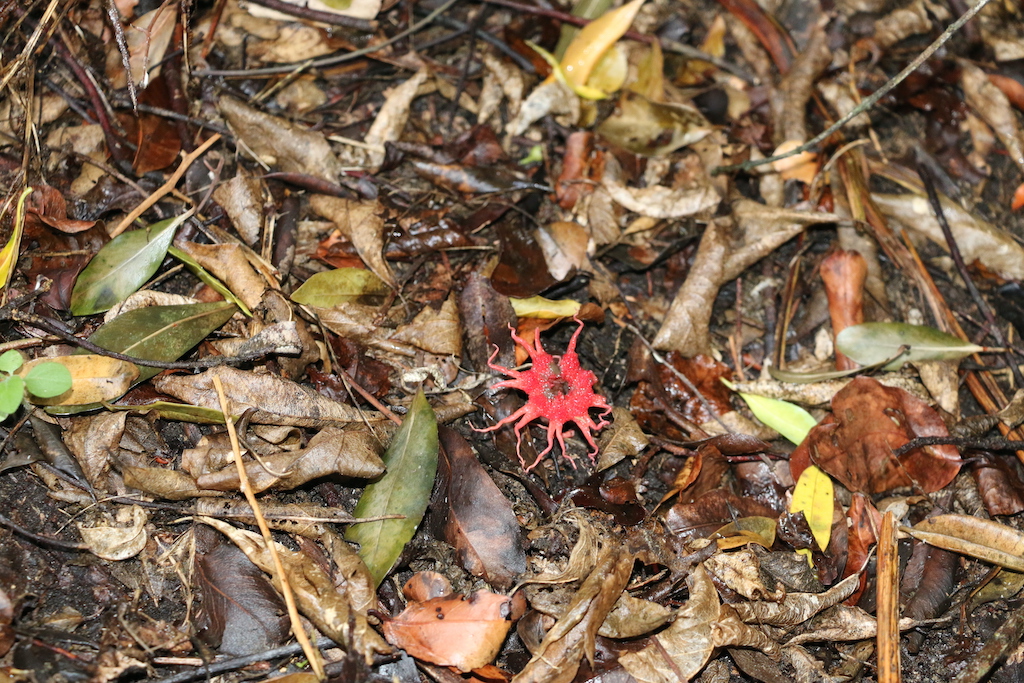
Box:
561, 0, 645, 88
20, 355, 140, 406
509, 296, 582, 319
790, 465, 834, 553
0, 188, 33, 294
527, 41, 610, 100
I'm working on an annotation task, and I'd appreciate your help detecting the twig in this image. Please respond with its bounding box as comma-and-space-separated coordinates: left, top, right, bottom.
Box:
194, 0, 460, 77
712, 0, 995, 175
212, 376, 326, 681
108, 134, 221, 238
149, 636, 339, 683
242, 0, 376, 30
0, 512, 88, 551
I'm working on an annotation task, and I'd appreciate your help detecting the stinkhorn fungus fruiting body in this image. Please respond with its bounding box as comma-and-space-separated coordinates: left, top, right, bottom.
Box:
477, 321, 612, 471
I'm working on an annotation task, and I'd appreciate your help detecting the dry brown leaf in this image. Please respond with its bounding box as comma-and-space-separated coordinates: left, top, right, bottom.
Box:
63, 412, 126, 487
212, 169, 267, 246
199, 516, 391, 662
602, 155, 719, 219
619, 564, 720, 682
196, 426, 384, 493
77, 505, 148, 561
704, 548, 785, 602
174, 240, 268, 310
509, 80, 580, 138
514, 542, 633, 683
152, 366, 383, 427
219, 96, 345, 184
309, 196, 395, 286
122, 464, 215, 500
905, 514, 1024, 572
107, 0, 176, 91
596, 407, 650, 471
596, 91, 711, 157
731, 573, 860, 626
242, 0, 381, 22
363, 68, 430, 170
391, 296, 462, 356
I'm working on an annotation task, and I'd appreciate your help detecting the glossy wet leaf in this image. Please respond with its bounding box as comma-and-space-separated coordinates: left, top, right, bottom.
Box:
23, 362, 73, 399
722, 379, 817, 445
87, 302, 238, 383
70, 213, 189, 315
291, 267, 390, 308
790, 465, 834, 553
905, 514, 1024, 573
836, 322, 984, 370
346, 391, 439, 587
0, 375, 25, 419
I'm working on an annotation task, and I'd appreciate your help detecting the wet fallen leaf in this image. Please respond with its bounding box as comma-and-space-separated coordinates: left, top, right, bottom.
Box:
433, 428, 526, 589
70, 212, 189, 316
803, 376, 961, 494
346, 391, 438, 587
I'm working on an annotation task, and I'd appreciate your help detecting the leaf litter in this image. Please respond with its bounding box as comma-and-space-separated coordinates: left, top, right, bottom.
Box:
1, 0, 1024, 681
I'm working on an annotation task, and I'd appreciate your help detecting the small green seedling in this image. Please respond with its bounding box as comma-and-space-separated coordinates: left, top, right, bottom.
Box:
0, 350, 73, 421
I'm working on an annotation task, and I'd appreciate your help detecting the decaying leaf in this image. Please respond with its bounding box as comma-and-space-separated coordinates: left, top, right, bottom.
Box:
152, 366, 383, 426
731, 573, 859, 626
619, 564, 719, 682
836, 322, 984, 369
905, 514, 1024, 572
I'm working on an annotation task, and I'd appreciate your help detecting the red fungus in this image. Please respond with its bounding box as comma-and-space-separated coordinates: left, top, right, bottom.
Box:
477, 320, 612, 471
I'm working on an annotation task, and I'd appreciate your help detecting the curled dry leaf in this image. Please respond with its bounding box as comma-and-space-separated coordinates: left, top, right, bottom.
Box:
731, 573, 859, 626
77, 505, 148, 561
382, 579, 515, 672
905, 514, 1024, 573
597, 92, 712, 157
152, 366, 383, 427
619, 564, 719, 682
211, 169, 266, 246
602, 155, 719, 219
363, 68, 430, 170
961, 61, 1024, 176
515, 542, 634, 683
196, 426, 384, 493
596, 406, 650, 471
798, 376, 961, 494
705, 548, 785, 602
122, 464, 214, 501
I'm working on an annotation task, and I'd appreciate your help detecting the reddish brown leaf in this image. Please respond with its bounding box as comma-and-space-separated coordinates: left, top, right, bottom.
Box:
843, 493, 881, 605
556, 132, 602, 210
819, 249, 867, 371
665, 489, 778, 543
490, 215, 557, 297
713, 0, 794, 72
432, 428, 527, 589
971, 453, 1024, 517
118, 76, 182, 174
25, 185, 95, 234
806, 377, 961, 494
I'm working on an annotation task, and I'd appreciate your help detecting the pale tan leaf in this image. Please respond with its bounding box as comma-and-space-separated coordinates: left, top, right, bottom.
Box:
173, 241, 268, 310
363, 69, 430, 170
602, 155, 719, 219
731, 573, 860, 626
63, 412, 126, 487
596, 407, 649, 471
390, 295, 462, 356
961, 63, 1024, 176
77, 505, 147, 561
212, 169, 266, 246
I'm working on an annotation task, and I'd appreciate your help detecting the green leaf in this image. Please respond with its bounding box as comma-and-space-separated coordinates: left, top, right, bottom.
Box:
0, 350, 23, 374
345, 391, 438, 587
70, 212, 190, 315
103, 400, 228, 424
722, 378, 817, 445
24, 362, 73, 398
0, 375, 25, 419
291, 268, 390, 308
836, 322, 984, 370
87, 302, 238, 383
168, 245, 252, 317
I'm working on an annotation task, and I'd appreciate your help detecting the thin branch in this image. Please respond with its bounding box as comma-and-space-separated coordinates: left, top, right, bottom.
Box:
242, 0, 376, 30
712, 0, 995, 175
